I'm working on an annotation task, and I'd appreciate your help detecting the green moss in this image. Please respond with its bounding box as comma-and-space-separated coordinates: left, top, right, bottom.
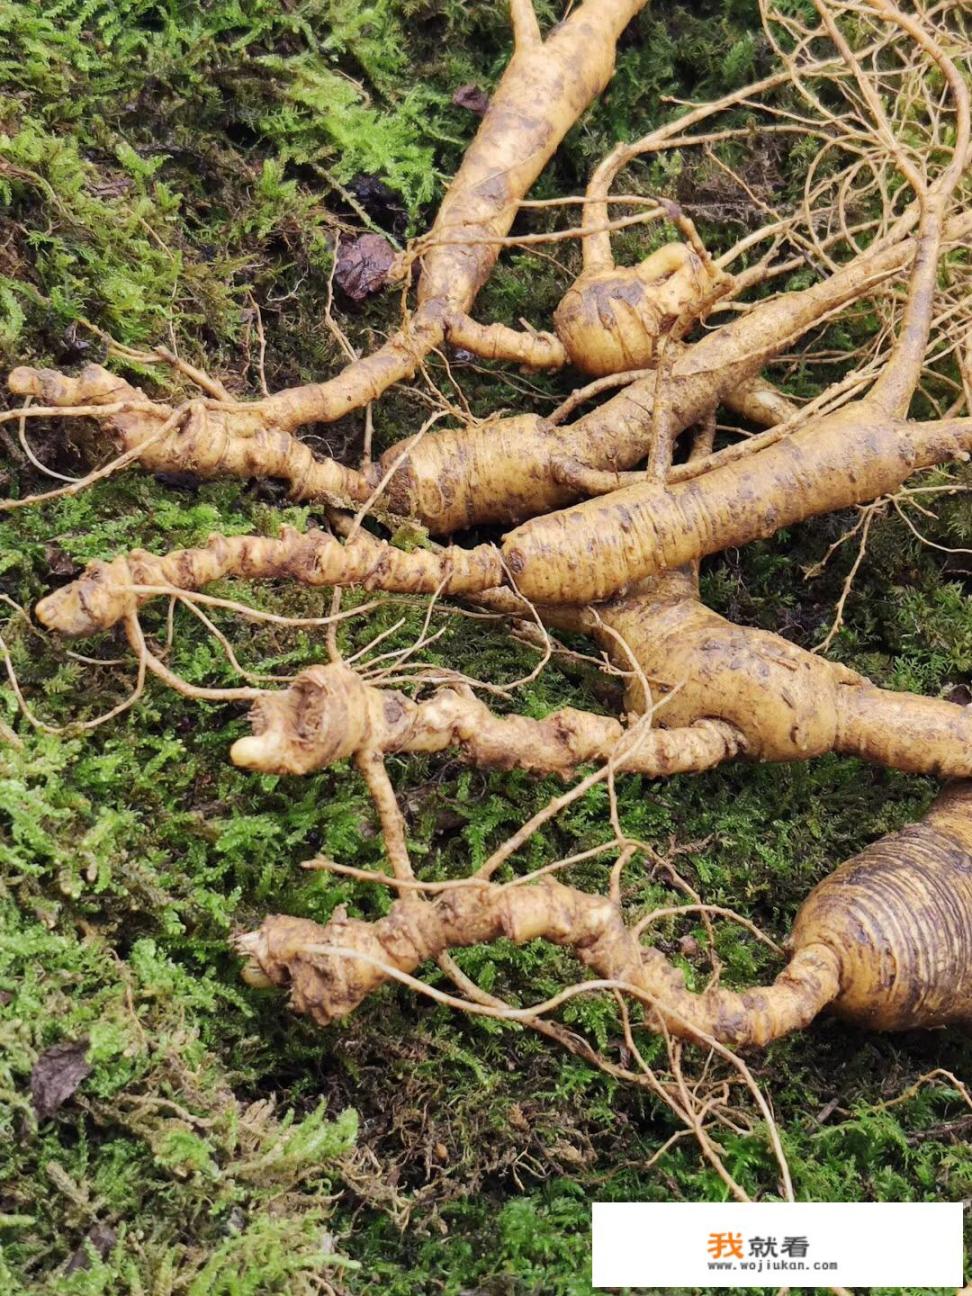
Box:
2, 0, 971, 1293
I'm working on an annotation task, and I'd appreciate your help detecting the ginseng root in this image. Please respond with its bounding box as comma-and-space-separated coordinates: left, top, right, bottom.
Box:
15, 200, 967, 534
575, 569, 972, 777
549, 204, 732, 377
227, 659, 743, 778
4, 0, 649, 461
21, 5, 972, 533
236, 781, 972, 1047
24, 155, 971, 586
33, 524, 506, 638
209, 567, 972, 782
500, 0, 972, 600
35, 391, 972, 625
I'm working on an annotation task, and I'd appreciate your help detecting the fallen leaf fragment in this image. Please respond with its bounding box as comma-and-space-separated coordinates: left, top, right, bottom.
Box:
452, 84, 489, 116
30, 1039, 91, 1119
334, 234, 396, 302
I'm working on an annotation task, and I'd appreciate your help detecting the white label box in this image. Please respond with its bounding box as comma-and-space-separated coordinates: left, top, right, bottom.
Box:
592, 1201, 964, 1288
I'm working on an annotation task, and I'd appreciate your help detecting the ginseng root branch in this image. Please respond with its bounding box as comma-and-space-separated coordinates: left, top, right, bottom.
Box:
237, 782, 972, 1047
228, 659, 743, 779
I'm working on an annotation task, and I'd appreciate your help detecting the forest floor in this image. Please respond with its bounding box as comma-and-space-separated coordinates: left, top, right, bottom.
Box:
1, 1, 970, 1293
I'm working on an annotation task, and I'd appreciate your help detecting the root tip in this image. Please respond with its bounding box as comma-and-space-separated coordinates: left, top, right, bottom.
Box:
7, 366, 42, 397
234, 929, 275, 988
229, 735, 267, 770
230, 732, 293, 773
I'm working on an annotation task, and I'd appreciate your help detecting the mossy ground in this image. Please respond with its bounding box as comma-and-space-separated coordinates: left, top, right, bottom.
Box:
1, 2, 971, 1293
